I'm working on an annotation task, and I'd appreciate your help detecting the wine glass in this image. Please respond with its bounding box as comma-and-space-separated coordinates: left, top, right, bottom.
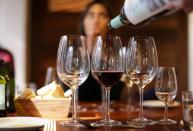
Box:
44, 67, 57, 85
155, 67, 177, 124
91, 36, 123, 126
126, 36, 158, 127
57, 35, 90, 127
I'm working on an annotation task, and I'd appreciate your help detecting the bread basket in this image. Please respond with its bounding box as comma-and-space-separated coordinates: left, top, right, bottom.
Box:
14, 98, 71, 120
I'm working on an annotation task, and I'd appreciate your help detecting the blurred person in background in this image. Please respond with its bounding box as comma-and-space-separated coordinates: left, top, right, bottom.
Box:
79, 0, 109, 55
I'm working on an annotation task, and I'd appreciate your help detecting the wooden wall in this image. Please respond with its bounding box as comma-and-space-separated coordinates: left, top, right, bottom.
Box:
30, 0, 188, 100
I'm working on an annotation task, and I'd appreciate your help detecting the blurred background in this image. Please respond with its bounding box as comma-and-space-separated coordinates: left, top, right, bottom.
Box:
0, 0, 192, 100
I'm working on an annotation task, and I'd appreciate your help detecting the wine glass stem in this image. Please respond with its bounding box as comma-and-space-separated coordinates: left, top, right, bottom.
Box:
101, 86, 106, 119
139, 87, 144, 123
105, 88, 111, 123
164, 102, 168, 123
72, 89, 77, 123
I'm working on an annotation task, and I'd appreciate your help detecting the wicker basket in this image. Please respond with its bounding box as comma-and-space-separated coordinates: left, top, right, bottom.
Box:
14, 98, 71, 119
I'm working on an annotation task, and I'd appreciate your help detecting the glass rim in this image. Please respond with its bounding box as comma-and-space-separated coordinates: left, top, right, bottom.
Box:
96, 35, 121, 39
182, 91, 193, 100
130, 36, 154, 40
158, 66, 175, 69
60, 35, 86, 39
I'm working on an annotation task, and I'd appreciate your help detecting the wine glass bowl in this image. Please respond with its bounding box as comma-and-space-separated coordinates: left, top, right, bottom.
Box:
57, 35, 90, 127
155, 67, 177, 125
126, 36, 158, 127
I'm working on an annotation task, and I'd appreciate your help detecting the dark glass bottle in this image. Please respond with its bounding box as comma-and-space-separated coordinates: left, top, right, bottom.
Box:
0, 60, 7, 117
4, 63, 15, 113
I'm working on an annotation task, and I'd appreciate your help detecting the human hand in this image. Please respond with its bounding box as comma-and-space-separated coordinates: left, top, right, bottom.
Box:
165, 0, 193, 13
182, 0, 193, 13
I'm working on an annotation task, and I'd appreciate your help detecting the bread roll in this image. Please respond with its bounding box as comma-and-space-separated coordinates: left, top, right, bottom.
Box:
37, 81, 64, 98
18, 88, 36, 99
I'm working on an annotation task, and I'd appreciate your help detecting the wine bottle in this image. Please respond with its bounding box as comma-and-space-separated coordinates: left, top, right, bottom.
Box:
4, 63, 15, 113
109, 0, 182, 29
0, 60, 7, 117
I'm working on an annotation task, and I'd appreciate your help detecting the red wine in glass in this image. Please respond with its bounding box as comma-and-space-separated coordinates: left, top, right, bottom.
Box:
93, 71, 123, 89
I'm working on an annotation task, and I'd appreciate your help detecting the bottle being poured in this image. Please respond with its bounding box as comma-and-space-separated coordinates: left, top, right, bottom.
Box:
109, 0, 183, 29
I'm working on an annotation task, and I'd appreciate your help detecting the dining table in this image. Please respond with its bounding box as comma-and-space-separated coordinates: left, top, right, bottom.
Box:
9, 101, 183, 131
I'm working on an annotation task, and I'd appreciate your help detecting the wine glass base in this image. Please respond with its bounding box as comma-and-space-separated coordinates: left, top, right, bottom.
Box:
60, 120, 84, 127
93, 119, 121, 127
77, 105, 88, 112
127, 117, 156, 127
157, 118, 177, 125
125, 122, 145, 128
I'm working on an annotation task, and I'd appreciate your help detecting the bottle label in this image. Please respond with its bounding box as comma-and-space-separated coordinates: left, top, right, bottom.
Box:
0, 84, 5, 110
124, 0, 173, 25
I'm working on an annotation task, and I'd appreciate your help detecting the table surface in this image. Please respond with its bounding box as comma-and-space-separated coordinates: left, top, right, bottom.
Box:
40, 102, 183, 131
8, 102, 183, 131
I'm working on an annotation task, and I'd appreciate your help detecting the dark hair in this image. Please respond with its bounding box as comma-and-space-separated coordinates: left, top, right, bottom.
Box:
79, 0, 112, 35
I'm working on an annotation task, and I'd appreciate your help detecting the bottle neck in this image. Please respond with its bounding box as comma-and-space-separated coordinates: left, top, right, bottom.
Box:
109, 15, 124, 29
109, 8, 130, 29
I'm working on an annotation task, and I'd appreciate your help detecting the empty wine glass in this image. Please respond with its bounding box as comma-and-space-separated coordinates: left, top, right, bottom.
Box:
155, 67, 177, 124
44, 67, 57, 85
91, 36, 124, 127
57, 35, 90, 127
126, 36, 158, 127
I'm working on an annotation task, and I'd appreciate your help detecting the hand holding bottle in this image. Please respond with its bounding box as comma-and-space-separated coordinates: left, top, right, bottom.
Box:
182, 0, 193, 13
166, 0, 193, 13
